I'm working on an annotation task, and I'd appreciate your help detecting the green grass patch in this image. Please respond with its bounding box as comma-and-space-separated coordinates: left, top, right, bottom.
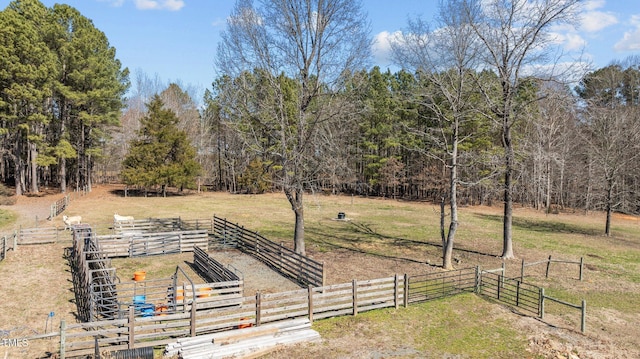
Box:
313, 294, 531, 358
0, 209, 17, 230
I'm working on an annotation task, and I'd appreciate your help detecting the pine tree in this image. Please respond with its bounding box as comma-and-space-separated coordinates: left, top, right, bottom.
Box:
121, 95, 200, 196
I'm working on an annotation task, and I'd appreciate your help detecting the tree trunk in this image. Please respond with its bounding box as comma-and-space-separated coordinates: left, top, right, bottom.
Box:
502, 124, 515, 259
60, 157, 67, 193
29, 141, 39, 194
442, 132, 459, 270
604, 177, 613, 236
286, 187, 306, 255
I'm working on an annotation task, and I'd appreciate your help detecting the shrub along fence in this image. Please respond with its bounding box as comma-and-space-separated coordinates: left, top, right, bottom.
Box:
211, 216, 325, 288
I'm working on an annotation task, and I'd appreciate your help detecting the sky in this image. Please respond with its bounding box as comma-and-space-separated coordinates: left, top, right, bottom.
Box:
2, 0, 640, 97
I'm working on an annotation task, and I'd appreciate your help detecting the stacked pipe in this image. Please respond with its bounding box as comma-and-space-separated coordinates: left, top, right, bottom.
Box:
164, 318, 320, 359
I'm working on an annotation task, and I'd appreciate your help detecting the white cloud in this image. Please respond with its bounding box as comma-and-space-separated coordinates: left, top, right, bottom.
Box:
580, 10, 618, 32
371, 31, 403, 66
614, 15, 640, 51
97, 0, 125, 7
211, 18, 226, 27
133, 0, 185, 11
583, 0, 606, 12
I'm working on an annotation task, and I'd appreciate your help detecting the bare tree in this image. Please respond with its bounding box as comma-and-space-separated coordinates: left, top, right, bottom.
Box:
464, 0, 581, 259
392, 0, 482, 269
216, 0, 370, 254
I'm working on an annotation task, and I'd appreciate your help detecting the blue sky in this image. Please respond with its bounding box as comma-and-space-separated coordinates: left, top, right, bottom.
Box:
2, 0, 639, 96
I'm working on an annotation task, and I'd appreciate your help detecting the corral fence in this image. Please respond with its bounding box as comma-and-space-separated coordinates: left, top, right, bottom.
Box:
0, 233, 10, 261
407, 267, 478, 304
95, 229, 209, 257
519, 255, 584, 282
193, 245, 242, 282
68, 225, 244, 323
16, 225, 69, 246
211, 216, 325, 288
49, 194, 70, 220
31, 264, 587, 358
479, 268, 586, 333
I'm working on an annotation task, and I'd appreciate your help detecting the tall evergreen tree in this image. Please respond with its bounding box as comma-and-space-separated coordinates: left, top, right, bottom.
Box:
121, 95, 201, 197
0, 0, 56, 195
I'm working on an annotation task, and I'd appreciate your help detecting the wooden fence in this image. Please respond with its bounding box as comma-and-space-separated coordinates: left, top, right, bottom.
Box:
25, 265, 588, 357
0, 234, 8, 261
34, 273, 409, 358
49, 194, 70, 220
211, 216, 325, 287
407, 267, 477, 304
519, 255, 584, 281
193, 245, 242, 282
113, 217, 182, 234
478, 270, 542, 316
95, 229, 209, 257
17, 225, 68, 246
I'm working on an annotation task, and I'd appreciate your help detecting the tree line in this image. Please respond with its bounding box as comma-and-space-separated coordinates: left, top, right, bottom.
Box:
0, 0, 129, 195
2, 0, 639, 265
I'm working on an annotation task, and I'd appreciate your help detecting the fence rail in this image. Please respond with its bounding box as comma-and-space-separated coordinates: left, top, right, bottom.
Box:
193, 245, 242, 282
17, 225, 68, 245
520, 255, 584, 281
479, 271, 541, 316
541, 288, 587, 333
95, 229, 209, 257
407, 267, 477, 304
212, 216, 325, 287
1, 235, 7, 261
35, 274, 407, 357
49, 195, 70, 220
27, 263, 588, 358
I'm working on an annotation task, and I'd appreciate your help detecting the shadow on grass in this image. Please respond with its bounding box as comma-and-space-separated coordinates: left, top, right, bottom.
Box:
307, 221, 498, 265
109, 188, 197, 198
474, 213, 602, 236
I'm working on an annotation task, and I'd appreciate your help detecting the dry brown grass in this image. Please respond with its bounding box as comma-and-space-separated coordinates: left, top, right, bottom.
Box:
0, 184, 638, 358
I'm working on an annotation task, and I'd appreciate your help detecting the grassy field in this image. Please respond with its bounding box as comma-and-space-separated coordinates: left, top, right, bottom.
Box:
0, 185, 639, 358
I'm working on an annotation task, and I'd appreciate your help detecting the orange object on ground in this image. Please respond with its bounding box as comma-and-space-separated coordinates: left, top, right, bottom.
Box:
238, 317, 252, 329
133, 271, 146, 281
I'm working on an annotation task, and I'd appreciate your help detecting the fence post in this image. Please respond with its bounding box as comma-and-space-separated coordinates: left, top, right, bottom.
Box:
322, 261, 326, 287
190, 301, 197, 336
545, 255, 552, 278
308, 285, 314, 323
59, 319, 66, 359
255, 291, 262, 326
540, 288, 545, 319
14, 229, 18, 251
581, 299, 586, 334
497, 274, 502, 300
128, 306, 135, 349
520, 259, 525, 282
394, 274, 399, 309
579, 257, 584, 281
279, 242, 284, 271
516, 280, 520, 306
474, 266, 480, 294
2, 236, 6, 260
403, 274, 409, 307
352, 279, 358, 316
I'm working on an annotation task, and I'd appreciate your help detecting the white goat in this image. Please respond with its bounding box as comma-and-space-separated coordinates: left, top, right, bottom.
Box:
62, 215, 82, 229
114, 213, 135, 222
